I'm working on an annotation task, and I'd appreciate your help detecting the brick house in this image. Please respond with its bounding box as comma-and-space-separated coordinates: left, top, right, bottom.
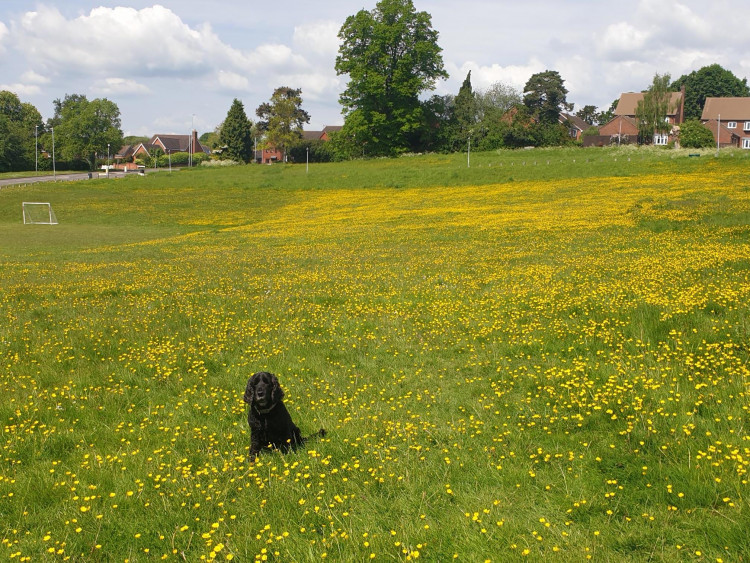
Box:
132, 130, 208, 159
559, 112, 591, 141
598, 89, 685, 145
700, 98, 750, 148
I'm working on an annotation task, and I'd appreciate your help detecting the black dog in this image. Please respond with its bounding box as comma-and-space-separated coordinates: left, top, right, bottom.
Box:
244, 371, 325, 461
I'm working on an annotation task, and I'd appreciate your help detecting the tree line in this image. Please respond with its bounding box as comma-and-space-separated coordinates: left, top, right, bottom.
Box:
3, 0, 749, 172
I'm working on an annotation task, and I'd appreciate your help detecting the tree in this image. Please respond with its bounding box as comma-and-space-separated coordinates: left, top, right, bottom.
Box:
596, 99, 619, 127
219, 99, 253, 162
449, 71, 477, 151
635, 73, 674, 144
678, 119, 715, 149
256, 87, 310, 162
0, 91, 43, 172
47, 94, 122, 170
575, 105, 598, 126
672, 64, 750, 120
336, 0, 448, 156
523, 70, 568, 125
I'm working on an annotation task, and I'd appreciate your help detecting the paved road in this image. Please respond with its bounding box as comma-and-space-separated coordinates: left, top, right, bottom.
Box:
0, 171, 134, 189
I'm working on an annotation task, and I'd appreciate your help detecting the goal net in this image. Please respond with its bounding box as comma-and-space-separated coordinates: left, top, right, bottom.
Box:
23, 202, 58, 225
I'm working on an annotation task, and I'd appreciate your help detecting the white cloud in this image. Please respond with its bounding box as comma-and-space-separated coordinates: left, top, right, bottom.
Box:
597, 22, 650, 61
0, 82, 41, 96
20, 70, 49, 84
293, 21, 341, 59
0, 20, 7, 53
216, 70, 249, 92
446, 58, 546, 92
12, 5, 251, 77
92, 77, 151, 95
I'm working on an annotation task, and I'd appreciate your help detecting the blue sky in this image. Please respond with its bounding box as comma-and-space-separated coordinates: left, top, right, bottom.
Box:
1, 1, 749, 137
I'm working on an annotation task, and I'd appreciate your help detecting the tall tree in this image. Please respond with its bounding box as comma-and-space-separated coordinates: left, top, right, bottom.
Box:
256, 87, 310, 162
219, 99, 253, 162
0, 91, 43, 172
335, 0, 448, 156
575, 105, 598, 126
523, 70, 568, 125
47, 94, 122, 170
450, 71, 477, 150
671, 64, 750, 120
635, 73, 674, 144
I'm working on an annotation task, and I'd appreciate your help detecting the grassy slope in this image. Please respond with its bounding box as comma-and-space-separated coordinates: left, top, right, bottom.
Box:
1, 147, 749, 561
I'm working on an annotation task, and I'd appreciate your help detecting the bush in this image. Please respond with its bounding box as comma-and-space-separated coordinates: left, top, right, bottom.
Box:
679, 119, 715, 149
288, 139, 335, 163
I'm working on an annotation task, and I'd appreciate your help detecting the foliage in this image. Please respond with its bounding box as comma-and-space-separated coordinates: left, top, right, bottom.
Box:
671, 64, 750, 120
287, 139, 334, 163
523, 70, 568, 125
449, 71, 477, 151
596, 99, 619, 127
679, 119, 715, 149
256, 87, 310, 162
219, 99, 254, 163
1, 149, 750, 560
575, 104, 598, 126
0, 90, 43, 172
336, 0, 448, 156
635, 73, 674, 144
45, 94, 123, 171
582, 125, 600, 137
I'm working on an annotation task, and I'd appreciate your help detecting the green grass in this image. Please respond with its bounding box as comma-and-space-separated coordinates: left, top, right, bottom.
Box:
1, 146, 749, 561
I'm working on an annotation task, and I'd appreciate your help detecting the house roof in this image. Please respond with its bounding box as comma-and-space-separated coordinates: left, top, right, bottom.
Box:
701, 97, 750, 121
322, 125, 343, 134
559, 112, 590, 131
149, 133, 209, 154
302, 130, 323, 140
615, 91, 683, 116
115, 144, 134, 159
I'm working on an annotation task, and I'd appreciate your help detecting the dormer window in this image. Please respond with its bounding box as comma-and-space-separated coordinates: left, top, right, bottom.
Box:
727, 121, 737, 129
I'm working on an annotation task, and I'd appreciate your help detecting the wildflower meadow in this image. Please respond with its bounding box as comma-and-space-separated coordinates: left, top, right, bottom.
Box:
1, 147, 749, 561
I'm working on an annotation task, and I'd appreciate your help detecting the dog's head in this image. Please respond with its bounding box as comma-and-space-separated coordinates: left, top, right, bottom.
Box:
244, 371, 284, 410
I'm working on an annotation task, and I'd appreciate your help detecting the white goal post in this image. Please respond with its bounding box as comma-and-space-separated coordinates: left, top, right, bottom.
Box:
22, 202, 58, 225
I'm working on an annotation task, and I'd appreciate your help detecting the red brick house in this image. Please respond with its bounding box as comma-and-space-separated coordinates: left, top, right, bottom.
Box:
599, 89, 685, 145
700, 98, 750, 148
132, 130, 208, 158
559, 112, 591, 141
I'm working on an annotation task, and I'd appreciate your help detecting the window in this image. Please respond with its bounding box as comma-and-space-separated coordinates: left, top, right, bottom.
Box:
727, 121, 737, 129
743, 138, 750, 149
654, 134, 669, 146
744, 122, 750, 131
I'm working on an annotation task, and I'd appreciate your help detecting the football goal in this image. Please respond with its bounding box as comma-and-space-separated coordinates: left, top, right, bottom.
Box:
23, 202, 58, 225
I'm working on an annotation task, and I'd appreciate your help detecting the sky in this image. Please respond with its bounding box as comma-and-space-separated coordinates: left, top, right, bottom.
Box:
1, 0, 749, 138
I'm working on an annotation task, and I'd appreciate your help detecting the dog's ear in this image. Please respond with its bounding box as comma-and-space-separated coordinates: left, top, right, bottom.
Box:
243, 374, 257, 404
271, 373, 285, 402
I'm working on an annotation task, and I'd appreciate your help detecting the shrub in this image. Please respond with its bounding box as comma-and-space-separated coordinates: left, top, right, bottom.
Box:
679, 119, 715, 149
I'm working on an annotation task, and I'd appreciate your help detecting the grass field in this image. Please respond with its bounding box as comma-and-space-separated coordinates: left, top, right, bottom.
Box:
1, 146, 749, 561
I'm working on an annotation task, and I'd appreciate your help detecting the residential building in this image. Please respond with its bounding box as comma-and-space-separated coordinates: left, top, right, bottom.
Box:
700, 97, 750, 148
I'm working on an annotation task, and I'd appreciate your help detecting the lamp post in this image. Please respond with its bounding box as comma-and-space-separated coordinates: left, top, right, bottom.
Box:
35, 125, 38, 172
51, 127, 56, 181
306, 146, 309, 174
107, 143, 110, 178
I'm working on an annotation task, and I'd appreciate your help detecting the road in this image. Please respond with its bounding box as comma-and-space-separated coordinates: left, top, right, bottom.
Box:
0, 170, 137, 189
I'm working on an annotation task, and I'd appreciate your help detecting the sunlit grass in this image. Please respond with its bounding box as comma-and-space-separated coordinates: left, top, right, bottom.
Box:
1, 147, 749, 560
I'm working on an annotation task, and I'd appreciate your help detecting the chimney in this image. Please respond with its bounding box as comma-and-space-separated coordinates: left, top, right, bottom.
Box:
192, 129, 199, 154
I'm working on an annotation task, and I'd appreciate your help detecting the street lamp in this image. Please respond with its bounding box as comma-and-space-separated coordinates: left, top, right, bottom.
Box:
107, 143, 110, 178
51, 127, 56, 181
306, 146, 309, 174
35, 125, 38, 173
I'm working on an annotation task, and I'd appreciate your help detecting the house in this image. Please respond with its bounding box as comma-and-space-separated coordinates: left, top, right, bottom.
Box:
132, 130, 209, 158
598, 89, 685, 145
597, 115, 639, 144
255, 146, 284, 164
700, 97, 750, 148
559, 113, 591, 141
256, 125, 343, 163
300, 125, 343, 142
